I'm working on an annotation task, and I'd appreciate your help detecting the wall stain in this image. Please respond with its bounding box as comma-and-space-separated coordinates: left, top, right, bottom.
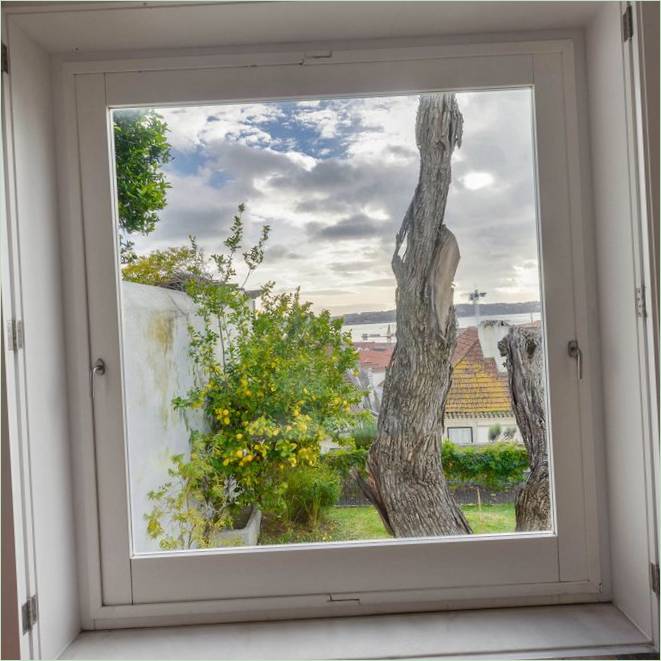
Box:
147, 312, 177, 425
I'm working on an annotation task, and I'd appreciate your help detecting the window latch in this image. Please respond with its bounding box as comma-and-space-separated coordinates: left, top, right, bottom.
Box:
90, 358, 106, 399
568, 339, 583, 380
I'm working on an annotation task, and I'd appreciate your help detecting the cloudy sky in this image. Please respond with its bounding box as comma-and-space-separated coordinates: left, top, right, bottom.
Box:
119, 89, 541, 316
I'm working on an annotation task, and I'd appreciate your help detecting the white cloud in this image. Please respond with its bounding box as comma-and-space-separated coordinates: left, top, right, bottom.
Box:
462, 171, 495, 190
130, 88, 540, 315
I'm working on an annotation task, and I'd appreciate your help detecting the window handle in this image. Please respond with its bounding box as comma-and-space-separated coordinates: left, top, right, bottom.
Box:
567, 340, 583, 380
90, 358, 106, 399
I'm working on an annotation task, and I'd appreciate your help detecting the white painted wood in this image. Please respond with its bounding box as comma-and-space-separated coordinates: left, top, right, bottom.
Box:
87, 579, 604, 630
60, 604, 651, 660
620, 0, 660, 648
558, 28, 612, 596
531, 48, 588, 582
1, 21, 80, 659
1, 353, 21, 660
74, 72, 132, 606
131, 535, 559, 604
586, 2, 658, 642
1, 0, 655, 654
8, 2, 600, 54
70, 39, 601, 616
0, 30, 35, 659
104, 55, 533, 107
51, 49, 105, 632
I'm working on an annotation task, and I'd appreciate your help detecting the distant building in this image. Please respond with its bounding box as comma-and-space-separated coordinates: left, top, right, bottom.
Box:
354, 320, 527, 445
445, 322, 521, 445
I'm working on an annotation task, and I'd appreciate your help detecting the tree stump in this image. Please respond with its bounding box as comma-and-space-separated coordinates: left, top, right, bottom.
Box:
498, 326, 550, 531
359, 93, 471, 537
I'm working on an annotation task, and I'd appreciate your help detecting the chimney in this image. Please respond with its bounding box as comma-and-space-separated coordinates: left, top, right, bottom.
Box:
478, 320, 510, 372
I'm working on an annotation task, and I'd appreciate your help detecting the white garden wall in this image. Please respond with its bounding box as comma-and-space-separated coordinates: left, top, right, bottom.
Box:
122, 281, 205, 553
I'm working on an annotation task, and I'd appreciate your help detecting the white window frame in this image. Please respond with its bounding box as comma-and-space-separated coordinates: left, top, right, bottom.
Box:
448, 427, 474, 445
63, 38, 606, 628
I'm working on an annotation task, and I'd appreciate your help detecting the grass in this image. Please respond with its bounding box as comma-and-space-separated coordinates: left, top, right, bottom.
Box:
259, 503, 515, 545
461, 503, 516, 534
325, 506, 392, 540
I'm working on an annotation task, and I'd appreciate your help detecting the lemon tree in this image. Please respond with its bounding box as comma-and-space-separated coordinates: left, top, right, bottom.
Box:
143, 206, 364, 548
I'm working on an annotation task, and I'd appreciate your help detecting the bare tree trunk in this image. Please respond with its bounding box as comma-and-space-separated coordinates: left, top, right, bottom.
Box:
498, 326, 550, 531
360, 94, 471, 537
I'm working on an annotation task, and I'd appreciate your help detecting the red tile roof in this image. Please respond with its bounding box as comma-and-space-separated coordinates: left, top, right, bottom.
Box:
354, 341, 395, 371
355, 327, 513, 417
446, 330, 512, 417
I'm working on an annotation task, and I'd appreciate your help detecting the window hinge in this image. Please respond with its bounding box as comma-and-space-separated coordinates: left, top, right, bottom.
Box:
622, 3, 634, 42
650, 563, 659, 597
2, 43, 8, 74
6, 319, 24, 351
635, 285, 647, 319
21, 595, 38, 635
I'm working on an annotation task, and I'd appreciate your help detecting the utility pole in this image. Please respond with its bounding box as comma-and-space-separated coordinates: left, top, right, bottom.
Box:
469, 288, 487, 325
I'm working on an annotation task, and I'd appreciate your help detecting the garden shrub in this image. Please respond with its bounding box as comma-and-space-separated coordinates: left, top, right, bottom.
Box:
441, 441, 529, 492
282, 464, 342, 527
322, 417, 376, 478
143, 205, 365, 548
351, 417, 378, 450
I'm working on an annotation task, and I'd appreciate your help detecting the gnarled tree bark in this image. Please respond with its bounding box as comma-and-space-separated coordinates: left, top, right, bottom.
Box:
498, 326, 550, 531
359, 93, 471, 537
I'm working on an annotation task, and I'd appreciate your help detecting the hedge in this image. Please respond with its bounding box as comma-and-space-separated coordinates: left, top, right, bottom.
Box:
441, 441, 530, 491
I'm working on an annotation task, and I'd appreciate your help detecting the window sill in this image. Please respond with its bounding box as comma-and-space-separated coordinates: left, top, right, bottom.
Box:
61, 603, 655, 659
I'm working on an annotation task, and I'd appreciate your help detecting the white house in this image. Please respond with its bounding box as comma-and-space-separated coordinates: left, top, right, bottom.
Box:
355, 321, 526, 445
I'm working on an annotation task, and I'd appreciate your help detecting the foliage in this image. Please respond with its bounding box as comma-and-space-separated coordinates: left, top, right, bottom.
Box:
441, 441, 529, 492
145, 432, 232, 550
282, 464, 341, 527
322, 417, 376, 478
351, 417, 378, 450
122, 243, 203, 286
488, 424, 502, 442
145, 205, 364, 548
502, 426, 517, 440
113, 110, 172, 261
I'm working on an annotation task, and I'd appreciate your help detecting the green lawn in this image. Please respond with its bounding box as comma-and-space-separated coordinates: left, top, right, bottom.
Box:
461, 503, 516, 534
259, 503, 515, 545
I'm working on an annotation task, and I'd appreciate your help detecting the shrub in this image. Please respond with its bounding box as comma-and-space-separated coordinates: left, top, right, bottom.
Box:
351, 417, 378, 450
282, 464, 342, 527
322, 417, 376, 478
441, 441, 529, 492
145, 206, 364, 548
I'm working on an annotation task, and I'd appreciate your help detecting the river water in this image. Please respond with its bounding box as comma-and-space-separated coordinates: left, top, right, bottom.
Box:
344, 312, 541, 342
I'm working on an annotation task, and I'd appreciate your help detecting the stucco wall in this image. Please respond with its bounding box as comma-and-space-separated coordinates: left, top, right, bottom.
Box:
122, 281, 206, 553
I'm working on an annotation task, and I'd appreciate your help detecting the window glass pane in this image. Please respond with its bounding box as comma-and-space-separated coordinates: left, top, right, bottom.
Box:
111, 88, 551, 553
448, 428, 473, 445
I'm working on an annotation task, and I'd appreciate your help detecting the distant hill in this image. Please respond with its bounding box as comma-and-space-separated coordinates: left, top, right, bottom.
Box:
339, 301, 541, 325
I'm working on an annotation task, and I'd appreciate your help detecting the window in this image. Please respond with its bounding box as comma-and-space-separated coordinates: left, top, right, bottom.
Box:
111, 86, 547, 555
72, 41, 602, 618
448, 427, 474, 445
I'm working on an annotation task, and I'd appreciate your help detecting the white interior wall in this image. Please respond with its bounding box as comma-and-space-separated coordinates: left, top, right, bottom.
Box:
1, 1, 657, 657
4, 21, 80, 659
587, 3, 657, 641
